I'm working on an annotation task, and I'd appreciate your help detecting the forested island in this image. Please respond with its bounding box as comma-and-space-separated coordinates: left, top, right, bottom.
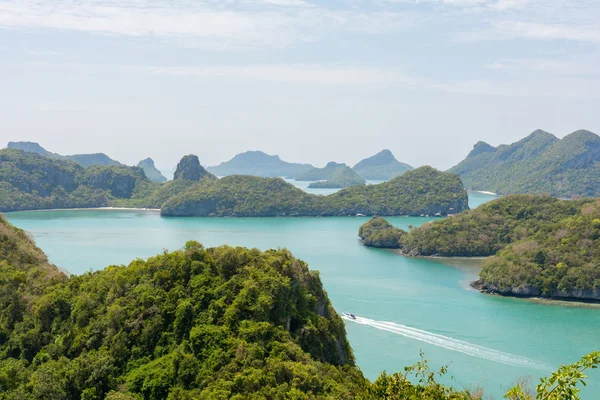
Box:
307, 165, 365, 189
0, 149, 468, 217
0, 214, 595, 399
160, 166, 468, 217
449, 129, 600, 197
358, 195, 600, 301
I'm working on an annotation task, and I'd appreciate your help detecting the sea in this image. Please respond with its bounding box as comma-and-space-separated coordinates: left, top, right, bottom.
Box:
6, 187, 600, 398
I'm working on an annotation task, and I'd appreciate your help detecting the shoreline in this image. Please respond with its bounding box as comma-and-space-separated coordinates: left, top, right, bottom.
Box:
386, 247, 600, 309
471, 281, 600, 306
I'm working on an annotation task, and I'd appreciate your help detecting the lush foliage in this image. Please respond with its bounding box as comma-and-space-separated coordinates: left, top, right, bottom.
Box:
377, 194, 600, 300
399, 195, 582, 257
369, 352, 483, 400
0, 215, 597, 399
0, 149, 158, 212
477, 198, 600, 300
161, 166, 469, 217
358, 217, 405, 248
0, 151, 224, 212
449, 129, 600, 198
207, 151, 313, 178
307, 166, 365, 189
0, 219, 366, 398
505, 351, 600, 400
0, 151, 466, 217
352, 149, 413, 180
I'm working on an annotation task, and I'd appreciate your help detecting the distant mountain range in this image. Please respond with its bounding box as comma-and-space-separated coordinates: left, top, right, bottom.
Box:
352, 149, 413, 180
207, 149, 413, 181
449, 129, 600, 197
8, 141, 122, 168
207, 151, 313, 178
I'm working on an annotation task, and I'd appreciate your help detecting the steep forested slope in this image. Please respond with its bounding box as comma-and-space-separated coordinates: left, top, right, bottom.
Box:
449, 129, 600, 197
359, 195, 600, 301
0, 149, 156, 211
161, 166, 469, 217
0, 213, 367, 399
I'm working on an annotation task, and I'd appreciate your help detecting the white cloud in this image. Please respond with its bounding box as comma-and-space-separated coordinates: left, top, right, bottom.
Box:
151, 64, 420, 86
0, 0, 420, 48
148, 63, 600, 98
492, 21, 600, 43
486, 58, 600, 76
27, 50, 61, 56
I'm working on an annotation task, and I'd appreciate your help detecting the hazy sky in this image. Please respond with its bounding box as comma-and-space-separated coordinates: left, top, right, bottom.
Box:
0, 0, 599, 171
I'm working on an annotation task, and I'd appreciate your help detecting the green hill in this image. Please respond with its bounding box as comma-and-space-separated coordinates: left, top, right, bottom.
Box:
353, 150, 413, 180
307, 165, 366, 189
161, 166, 468, 217
0, 151, 225, 211
0, 214, 366, 399
449, 129, 600, 197
136, 158, 167, 183
358, 217, 405, 248
0, 149, 157, 212
360, 195, 600, 301
7, 141, 122, 167
207, 151, 313, 178
0, 151, 466, 218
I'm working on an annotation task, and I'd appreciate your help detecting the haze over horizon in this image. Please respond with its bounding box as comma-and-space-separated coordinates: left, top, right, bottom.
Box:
1, 0, 599, 171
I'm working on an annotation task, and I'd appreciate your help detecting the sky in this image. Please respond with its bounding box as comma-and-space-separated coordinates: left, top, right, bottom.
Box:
0, 0, 599, 171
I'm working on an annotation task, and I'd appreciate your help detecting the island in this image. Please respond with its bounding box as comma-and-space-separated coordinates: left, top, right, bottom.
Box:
449, 129, 600, 197
207, 150, 313, 178
353, 149, 414, 180
358, 216, 405, 248
0, 150, 220, 212
358, 195, 600, 302
0, 149, 468, 217
160, 166, 469, 217
307, 165, 366, 188
0, 205, 593, 399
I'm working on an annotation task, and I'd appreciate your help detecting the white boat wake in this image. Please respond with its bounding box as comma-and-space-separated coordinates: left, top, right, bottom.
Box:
342, 315, 549, 370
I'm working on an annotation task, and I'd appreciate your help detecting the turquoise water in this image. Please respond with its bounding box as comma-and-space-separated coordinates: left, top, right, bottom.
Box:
285, 178, 386, 196
6, 193, 600, 398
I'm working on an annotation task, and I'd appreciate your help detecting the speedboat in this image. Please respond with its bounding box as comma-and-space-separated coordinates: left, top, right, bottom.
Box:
342, 312, 356, 320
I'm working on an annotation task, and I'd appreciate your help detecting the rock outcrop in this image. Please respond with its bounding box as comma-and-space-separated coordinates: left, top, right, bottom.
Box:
173, 155, 216, 182
137, 158, 167, 183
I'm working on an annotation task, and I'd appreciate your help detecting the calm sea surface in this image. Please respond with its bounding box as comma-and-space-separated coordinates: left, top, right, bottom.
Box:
6, 191, 600, 398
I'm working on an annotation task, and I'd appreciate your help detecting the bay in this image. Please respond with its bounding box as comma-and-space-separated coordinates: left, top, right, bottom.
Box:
6, 192, 599, 398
